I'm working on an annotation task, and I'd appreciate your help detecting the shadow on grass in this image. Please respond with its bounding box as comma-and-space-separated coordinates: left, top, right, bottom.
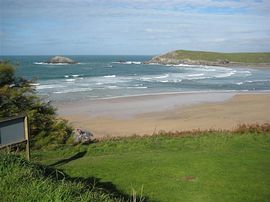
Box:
45, 151, 148, 201
49, 151, 87, 167
72, 176, 148, 201
44, 165, 148, 201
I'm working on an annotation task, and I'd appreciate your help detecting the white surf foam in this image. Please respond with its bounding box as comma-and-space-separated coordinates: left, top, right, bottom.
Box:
155, 74, 169, 79
107, 85, 119, 89
244, 79, 270, 84
34, 62, 46, 65
36, 84, 65, 90
125, 61, 142, 65
34, 62, 69, 65
214, 71, 236, 78
113, 61, 142, 65
65, 79, 76, 82
30, 83, 40, 86
105, 65, 113, 68
104, 75, 116, 78
126, 86, 148, 89
187, 73, 205, 77
54, 88, 92, 94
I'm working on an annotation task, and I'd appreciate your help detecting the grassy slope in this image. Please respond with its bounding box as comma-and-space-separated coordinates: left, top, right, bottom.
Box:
0, 154, 132, 202
164, 50, 270, 63
35, 132, 270, 202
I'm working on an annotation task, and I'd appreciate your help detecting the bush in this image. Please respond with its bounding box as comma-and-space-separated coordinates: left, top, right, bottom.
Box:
234, 123, 270, 134
0, 61, 73, 148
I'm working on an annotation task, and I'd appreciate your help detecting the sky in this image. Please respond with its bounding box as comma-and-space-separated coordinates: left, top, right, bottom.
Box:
0, 0, 270, 55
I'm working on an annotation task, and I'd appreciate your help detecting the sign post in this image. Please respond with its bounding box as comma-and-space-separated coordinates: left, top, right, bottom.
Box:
0, 116, 30, 161
24, 116, 30, 161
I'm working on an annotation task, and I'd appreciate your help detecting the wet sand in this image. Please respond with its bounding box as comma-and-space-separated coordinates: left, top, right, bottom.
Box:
54, 92, 270, 138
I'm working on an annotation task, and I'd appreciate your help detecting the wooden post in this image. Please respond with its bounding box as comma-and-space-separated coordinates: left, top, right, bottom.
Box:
24, 116, 30, 161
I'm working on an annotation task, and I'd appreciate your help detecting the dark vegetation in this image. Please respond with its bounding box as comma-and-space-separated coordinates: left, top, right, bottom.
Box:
0, 61, 73, 148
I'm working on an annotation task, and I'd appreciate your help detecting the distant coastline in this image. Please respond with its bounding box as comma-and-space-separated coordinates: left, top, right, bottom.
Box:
145, 50, 270, 68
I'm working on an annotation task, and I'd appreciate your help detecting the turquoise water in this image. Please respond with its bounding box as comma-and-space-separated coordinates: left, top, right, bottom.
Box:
1, 55, 270, 101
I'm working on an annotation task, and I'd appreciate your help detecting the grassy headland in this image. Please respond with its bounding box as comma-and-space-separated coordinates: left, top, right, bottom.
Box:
147, 50, 270, 67
31, 126, 270, 202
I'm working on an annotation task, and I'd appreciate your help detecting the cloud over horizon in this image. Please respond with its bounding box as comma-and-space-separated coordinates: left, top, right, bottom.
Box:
1, 0, 270, 55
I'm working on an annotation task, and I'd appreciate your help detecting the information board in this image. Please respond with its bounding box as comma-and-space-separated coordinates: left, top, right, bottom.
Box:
0, 116, 26, 146
0, 116, 30, 160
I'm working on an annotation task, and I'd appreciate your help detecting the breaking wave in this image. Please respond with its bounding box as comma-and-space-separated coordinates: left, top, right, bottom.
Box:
112, 61, 142, 65
104, 75, 116, 78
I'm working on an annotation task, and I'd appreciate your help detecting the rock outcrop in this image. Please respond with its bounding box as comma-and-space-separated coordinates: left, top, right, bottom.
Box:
73, 128, 93, 144
47, 56, 77, 64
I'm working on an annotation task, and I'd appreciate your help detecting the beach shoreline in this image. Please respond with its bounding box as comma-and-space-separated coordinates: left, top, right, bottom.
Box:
54, 92, 270, 138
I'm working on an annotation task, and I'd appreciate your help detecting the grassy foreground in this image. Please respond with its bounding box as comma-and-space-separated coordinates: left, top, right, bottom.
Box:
31, 129, 270, 202
159, 50, 270, 63
0, 154, 136, 202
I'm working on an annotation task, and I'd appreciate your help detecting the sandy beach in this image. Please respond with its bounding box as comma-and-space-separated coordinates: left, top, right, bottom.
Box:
54, 92, 270, 138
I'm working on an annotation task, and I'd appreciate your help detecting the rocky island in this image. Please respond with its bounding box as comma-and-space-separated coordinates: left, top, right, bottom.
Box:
47, 56, 77, 64
146, 50, 270, 68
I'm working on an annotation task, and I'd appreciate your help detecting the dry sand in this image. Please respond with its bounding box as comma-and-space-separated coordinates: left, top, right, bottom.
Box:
54, 92, 270, 138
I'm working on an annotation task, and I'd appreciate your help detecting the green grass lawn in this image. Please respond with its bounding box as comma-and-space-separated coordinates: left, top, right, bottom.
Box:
164, 50, 270, 63
33, 131, 270, 202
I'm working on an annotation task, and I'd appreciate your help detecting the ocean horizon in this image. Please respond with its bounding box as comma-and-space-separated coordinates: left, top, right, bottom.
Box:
1, 55, 270, 102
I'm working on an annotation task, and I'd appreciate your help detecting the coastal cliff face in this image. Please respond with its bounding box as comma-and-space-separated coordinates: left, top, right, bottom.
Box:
48, 56, 77, 64
146, 50, 270, 67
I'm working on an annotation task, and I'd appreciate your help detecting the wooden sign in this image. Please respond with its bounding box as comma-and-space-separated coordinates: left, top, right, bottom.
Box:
0, 116, 30, 161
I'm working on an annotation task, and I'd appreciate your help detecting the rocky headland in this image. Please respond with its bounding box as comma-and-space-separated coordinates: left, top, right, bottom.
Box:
145, 50, 270, 68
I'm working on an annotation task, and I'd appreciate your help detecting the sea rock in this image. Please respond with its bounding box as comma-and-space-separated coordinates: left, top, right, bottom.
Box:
217, 59, 230, 64
73, 128, 93, 144
47, 56, 77, 64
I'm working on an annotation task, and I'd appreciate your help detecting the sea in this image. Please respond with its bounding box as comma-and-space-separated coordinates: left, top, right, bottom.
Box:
1, 55, 270, 102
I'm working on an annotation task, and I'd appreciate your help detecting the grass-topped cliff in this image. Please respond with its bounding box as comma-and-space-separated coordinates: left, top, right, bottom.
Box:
147, 50, 270, 67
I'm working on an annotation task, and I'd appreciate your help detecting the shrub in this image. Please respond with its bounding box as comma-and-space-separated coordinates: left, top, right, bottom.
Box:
234, 123, 270, 134
0, 61, 73, 148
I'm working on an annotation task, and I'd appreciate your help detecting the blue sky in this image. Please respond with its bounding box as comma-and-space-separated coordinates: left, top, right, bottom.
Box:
1, 0, 270, 55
